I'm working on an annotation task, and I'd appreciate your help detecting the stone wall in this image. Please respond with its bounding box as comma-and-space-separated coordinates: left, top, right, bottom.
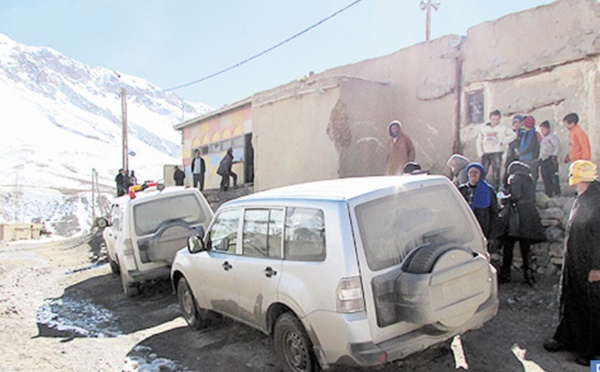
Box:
491, 192, 574, 277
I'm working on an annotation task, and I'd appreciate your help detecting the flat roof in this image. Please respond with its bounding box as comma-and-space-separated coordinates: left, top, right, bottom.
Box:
173, 97, 252, 130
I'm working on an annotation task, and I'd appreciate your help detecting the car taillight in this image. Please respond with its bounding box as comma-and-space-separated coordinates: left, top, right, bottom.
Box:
336, 276, 365, 313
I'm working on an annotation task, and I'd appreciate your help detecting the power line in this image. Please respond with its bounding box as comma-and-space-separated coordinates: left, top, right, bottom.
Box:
165, 0, 364, 92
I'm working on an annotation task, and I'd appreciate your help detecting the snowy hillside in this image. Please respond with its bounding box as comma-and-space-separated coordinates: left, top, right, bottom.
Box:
0, 33, 212, 236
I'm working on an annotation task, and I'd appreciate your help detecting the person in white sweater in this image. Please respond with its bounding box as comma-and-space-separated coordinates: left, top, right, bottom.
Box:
476, 109, 517, 189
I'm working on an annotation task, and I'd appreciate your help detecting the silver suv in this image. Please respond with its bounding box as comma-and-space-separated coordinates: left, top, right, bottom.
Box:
171, 176, 498, 370
100, 186, 213, 296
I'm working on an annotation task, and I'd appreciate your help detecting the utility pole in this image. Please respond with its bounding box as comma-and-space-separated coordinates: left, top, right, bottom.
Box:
420, 0, 440, 41
120, 86, 129, 171
114, 71, 128, 172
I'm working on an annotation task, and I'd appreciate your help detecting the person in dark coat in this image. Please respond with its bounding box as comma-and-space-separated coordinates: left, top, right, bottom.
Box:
544, 160, 600, 366
217, 148, 238, 192
173, 166, 185, 186
498, 161, 545, 285
458, 163, 498, 240
191, 149, 206, 191
115, 168, 126, 197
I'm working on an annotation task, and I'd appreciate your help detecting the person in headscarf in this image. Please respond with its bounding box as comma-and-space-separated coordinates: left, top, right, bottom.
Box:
447, 154, 470, 187
385, 120, 415, 176
498, 161, 545, 285
458, 162, 498, 239
544, 160, 600, 366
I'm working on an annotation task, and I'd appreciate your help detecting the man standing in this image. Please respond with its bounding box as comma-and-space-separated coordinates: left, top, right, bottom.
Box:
544, 160, 600, 366
539, 120, 562, 197
173, 166, 185, 186
191, 149, 206, 191
217, 148, 238, 192
563, 113, 591, 165
476, 110, 517, 189
115, 168, 126, 197
385, 120, 415, 176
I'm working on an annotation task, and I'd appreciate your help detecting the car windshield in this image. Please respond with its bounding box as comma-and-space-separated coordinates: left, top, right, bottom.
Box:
355, 184, 475, 271
133, 193, 209, 236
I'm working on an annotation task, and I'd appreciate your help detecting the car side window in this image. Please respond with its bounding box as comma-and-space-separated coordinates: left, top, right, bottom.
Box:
284, 207, 326, 261
207, 209, 240, 254
242, 208, 283, 259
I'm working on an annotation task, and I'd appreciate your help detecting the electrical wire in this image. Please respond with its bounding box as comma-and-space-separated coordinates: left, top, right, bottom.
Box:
165, 0, 364, 92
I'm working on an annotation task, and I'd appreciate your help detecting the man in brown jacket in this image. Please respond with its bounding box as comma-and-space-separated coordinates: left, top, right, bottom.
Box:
385, 120, 416, 175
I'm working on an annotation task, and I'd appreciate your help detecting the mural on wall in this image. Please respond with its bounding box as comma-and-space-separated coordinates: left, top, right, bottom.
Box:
181, 104, 252, 189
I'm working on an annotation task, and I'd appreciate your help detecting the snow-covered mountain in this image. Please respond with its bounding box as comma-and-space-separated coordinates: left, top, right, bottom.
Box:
0, 33, 212, 236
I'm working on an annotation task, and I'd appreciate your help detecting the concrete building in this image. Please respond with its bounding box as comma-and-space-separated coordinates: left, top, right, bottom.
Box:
176, 0, 600, 192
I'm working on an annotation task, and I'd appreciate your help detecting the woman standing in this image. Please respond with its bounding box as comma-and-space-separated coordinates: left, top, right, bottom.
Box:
498, 161, 545, 285
458, 162, 498, 240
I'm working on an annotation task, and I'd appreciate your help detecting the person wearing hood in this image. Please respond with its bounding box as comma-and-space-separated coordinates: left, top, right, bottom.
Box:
458, 163, 498, 239
544, 160, 600, 366
447, 154, 470, 187
385, 120, 415, 176
498, 161, 545, 285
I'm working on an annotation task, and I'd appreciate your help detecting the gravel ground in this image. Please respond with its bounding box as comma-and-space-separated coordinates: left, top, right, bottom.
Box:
0, 236, 589, 371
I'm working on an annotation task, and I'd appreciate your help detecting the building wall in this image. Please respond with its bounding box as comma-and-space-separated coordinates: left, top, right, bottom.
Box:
180, 104, 252, 189
251, 0, 600, 187
178, 0, 600, 192
459, 0, 600, 178
253, 77, 392, 191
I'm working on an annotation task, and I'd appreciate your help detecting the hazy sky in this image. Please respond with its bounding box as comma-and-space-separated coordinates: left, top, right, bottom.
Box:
1, 0, 555, 108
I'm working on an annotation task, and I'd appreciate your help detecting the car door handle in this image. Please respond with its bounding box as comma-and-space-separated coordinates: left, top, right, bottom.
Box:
263, 267, 277, 278
222, 261, 232, 271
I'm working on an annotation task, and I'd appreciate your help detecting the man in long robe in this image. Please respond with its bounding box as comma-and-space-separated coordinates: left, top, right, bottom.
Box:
544, 160, 600, 365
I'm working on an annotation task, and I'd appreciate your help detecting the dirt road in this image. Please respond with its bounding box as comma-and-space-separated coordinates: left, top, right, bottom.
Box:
0, 236, 588, 371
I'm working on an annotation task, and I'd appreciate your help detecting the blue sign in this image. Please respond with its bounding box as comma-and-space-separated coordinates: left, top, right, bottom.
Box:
591, 360, 600, 372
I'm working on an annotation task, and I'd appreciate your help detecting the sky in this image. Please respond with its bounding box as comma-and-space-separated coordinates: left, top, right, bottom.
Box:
0, 0, 556, 109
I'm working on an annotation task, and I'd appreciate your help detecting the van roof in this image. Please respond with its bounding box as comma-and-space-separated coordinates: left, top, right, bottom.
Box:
225, 175, 451, 206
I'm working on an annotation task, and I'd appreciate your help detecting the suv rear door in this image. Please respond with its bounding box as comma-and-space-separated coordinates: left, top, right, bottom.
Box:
131, 190, 213, 272
349, 181, 489, 344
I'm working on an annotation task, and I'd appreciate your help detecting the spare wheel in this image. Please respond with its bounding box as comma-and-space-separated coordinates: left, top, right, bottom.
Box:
398, 242, 491, 330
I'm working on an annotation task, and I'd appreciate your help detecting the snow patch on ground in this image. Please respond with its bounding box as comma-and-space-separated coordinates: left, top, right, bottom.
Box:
124, 345, 181, 372
36, 291, 122, 338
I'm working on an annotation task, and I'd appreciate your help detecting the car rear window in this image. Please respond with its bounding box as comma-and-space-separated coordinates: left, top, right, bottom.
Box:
355, 185, 474, 271
133, 193, 208, 236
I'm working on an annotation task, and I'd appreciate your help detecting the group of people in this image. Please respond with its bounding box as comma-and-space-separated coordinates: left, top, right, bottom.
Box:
173, 148, 239, 192
114, 168, 137, 197
385, 111, 598, 365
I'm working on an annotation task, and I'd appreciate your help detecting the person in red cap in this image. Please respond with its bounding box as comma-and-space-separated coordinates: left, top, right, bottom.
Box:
518, 115, 541, 183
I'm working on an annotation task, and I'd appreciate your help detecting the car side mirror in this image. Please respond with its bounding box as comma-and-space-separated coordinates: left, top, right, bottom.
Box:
187, 235, 206, 254
96, 217, 109, 228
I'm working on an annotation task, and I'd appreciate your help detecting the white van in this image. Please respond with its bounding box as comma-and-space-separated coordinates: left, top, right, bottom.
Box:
99, 185, 213, 296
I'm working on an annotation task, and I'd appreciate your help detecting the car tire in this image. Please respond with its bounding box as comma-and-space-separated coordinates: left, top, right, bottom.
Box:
403, 242, 470, 274
177, 277, 208, 330
109, 255, 120, 275
120, 269, 139, 297
274, 313, 319, 372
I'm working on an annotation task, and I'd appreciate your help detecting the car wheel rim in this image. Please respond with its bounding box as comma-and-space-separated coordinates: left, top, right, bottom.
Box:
180, 287, 194, 320
283, 330, 309, 371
